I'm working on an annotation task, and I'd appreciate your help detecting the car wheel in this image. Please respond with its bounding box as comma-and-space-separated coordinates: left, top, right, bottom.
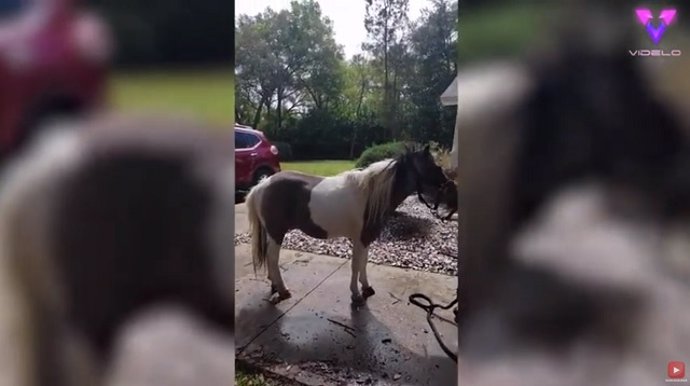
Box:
253, 168, 274, 185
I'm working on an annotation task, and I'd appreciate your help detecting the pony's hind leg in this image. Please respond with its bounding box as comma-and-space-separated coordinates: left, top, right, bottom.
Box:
267, 273, 277, 294
267, 236, 291, 304
266, 266, 277, 294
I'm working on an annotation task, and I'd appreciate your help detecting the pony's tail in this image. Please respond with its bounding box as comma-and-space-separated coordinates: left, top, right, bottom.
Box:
245, 185, 268, 274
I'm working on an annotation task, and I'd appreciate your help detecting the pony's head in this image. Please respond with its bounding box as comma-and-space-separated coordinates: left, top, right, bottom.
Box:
396, 144, 450, 202
358, 143, 453, 243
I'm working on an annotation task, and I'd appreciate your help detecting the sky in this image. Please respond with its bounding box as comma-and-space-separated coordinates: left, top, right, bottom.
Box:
235, 0, 427, 60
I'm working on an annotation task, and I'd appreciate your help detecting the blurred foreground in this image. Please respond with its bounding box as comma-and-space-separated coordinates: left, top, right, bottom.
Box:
0, 114, 235, 386
458, 3, 690, 386
0, 1, 236, 385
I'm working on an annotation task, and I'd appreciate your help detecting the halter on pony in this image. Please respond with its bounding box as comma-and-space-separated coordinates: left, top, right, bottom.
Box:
417, 179, 457, 221
410, 157, 457, 221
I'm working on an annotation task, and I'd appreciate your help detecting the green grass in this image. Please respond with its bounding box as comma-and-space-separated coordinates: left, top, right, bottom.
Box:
109, 68, 234, 125
459, 3, 555, 63
282, 160, 355, 176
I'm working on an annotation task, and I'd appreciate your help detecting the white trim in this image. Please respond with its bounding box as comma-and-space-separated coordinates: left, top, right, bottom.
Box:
441, 76, 458, 106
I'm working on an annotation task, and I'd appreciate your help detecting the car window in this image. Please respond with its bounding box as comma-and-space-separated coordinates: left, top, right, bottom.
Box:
234, 132, 246, 149
235, 132, 260, 149
0, 0, 31, 21
244, 133, 260, 148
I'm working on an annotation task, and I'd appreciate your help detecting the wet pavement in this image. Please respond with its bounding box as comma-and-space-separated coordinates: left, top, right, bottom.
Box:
235, 219, 458, 386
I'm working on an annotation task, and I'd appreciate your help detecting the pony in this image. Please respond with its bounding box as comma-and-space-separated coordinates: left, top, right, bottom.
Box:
245, 144, 450, 305
456, 14, 690, 385
0, 115, 235, 386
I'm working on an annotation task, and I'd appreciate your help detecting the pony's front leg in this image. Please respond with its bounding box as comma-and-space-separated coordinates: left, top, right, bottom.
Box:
267, 237, 291, 304
350, 240, 375, 305
359, 244, 375, 299
350, 240, 363, 305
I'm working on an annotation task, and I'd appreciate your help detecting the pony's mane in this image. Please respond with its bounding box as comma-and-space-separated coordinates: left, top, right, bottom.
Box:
348, 159, 397, 230
347, 145, 420, 229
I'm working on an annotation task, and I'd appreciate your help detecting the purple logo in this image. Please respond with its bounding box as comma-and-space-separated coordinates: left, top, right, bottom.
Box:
635, 8, 677, 45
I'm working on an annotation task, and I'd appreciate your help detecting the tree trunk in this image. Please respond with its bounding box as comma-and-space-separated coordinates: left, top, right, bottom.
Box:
384, 5, 391, 141
277, 86, 283, 130
251, 95, 268, 129
235, 107, 243, 125
349, 127, 358, 159
350, 77, 367, 159
392, 67, 398, 139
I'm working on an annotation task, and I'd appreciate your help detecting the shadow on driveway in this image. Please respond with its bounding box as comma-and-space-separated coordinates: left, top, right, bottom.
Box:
241, 302, 455, 385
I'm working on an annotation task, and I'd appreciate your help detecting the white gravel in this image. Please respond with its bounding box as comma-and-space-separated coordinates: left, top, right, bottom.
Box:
234, 196, 458, 276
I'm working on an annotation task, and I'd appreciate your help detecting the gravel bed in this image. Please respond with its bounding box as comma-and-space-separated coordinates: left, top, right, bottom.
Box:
234, 196, 458, 276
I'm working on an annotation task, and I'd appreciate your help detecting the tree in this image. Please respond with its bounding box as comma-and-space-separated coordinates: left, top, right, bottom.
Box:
235, 11, 280, 128
235, 0, 343, 130
235, 0, 458, 160
287, 1, 344, 112
403, 0, 458, 145
363, 0, 410, 140
342, 55, 378, 157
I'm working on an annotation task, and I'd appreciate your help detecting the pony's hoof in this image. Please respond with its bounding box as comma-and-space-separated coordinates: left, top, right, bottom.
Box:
270, 284, 278, 294
351, 294, 365, 306
362, 286, 375, 298
269, 290, 292, 304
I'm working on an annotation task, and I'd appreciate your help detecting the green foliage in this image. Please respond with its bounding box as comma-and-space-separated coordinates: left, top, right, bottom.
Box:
355, 141, 408, 168
354, 140, 448, 169
272, 141, 293, 161
363, 0, 411, 140
428, 140, 446, 154
459, 1, 690, 65
458, 3, 552, 63
235, 0, 344, 129
235, 371, 272, 386
236, 0, 458, 160
263, 108, 386, 160
404, 0, 458, 145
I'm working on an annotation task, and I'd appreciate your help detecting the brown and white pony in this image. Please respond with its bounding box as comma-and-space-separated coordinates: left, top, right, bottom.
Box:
245, 145, 450, 305
0, 115, 235, 386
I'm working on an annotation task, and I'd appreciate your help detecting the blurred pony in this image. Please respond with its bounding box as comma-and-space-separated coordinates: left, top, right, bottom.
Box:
0, 115, 235, 386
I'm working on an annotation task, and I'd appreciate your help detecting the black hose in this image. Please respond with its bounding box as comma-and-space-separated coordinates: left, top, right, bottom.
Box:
408, 293, 458, 362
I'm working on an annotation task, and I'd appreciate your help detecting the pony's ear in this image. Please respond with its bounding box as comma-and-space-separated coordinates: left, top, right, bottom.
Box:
423, 144, 431, 155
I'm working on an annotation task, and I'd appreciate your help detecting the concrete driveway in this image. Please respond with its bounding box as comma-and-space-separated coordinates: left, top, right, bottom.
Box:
234, 204, 458, 386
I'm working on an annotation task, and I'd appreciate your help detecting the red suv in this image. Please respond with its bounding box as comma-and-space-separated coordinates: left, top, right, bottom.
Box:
235, 124, 281, 191
0, 0, 111, 162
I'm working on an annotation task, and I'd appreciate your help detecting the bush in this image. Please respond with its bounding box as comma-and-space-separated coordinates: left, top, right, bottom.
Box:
273, 141, 293, 161
355, 142, 410, 168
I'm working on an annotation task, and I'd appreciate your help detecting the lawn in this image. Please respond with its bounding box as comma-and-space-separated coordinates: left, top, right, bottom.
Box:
108, 68, 234, 126
459, 3, 553, 63
282, 160, 355, 176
